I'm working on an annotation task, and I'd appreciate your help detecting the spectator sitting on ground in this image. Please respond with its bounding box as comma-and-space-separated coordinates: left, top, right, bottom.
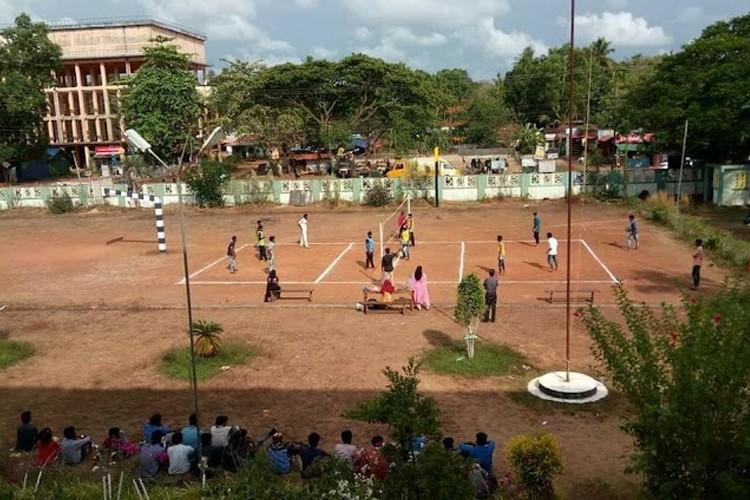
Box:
210, 415, 235, 448
442, 437, 459, 454
143, 414, 172, 443
140, 430, 166, 478
411, 435, 429, 454
34, 428, 60, 467
333, 430, 358, 468
181, 414, 200, 451
102, 427, 138, 459
267, 432, 292, 475
61, 426, 92, 465
356, 435, 389, 480
200, 432, 221, 468
167, 431, 194, 475
15, 411, 38, 452
459, 432, 496, 476
300, 432, 329, 478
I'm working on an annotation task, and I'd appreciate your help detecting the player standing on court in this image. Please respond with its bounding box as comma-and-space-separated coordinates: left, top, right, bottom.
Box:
399, 224, 410, 261
365, 231, 376, 269
397, 211, 407, 237
257, 224, 267, 261
227, 236, 238, 274
546, 232, 558, 271
482, 269, 499, 323
267, 236, 276, 272
626, 214, 639, 249
497, 235, 506, 274
298, 214, 310, 248
533, 212, 541, 246
691, 239, 704, 290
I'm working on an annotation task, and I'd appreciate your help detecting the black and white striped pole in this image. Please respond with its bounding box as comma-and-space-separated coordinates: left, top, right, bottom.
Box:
101, 188, 166, 253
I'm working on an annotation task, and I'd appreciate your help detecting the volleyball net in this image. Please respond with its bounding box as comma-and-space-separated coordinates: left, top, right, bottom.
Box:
378, 194, 411, 259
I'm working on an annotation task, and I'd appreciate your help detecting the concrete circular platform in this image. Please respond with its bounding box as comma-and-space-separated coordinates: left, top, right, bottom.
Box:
528, 371, 608, 404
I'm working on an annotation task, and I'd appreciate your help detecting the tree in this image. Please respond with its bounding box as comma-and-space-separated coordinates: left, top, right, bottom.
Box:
515, 123, 544, 155
460, 82, 513, 146
622, 13, 750, 162
454, 273, 486, 359
346, 358, 441, 449
183, 160, 229, 208
119, 37, 201, 164
191, 320, 223, 357
0, 14, 62, 163
579, 278, 750, 497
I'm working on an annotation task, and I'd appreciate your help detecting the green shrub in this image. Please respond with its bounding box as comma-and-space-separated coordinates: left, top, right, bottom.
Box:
422, 341, 526, 377
183, 160, 228, 207
506, 431, 564, 500
580, 280, 750, 497
364, 183, 392, 207
246, 172, 272, 204
47, 192, 75, 214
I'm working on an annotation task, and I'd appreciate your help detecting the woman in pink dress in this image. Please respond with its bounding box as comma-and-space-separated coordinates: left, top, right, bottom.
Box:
410, 266, 430, 311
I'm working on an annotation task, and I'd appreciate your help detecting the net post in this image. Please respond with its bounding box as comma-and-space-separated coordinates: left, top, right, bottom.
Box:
407, 193, 411, 215
379, 222, 384, 260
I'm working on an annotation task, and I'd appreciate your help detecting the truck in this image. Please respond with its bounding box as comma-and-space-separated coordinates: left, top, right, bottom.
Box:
386, 157, 461, 178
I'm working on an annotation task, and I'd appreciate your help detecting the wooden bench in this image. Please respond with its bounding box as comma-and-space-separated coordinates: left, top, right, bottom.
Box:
277, 289, 314, 302
362, 288, 414, 310
363, 297, 411, 315
545, 289, 596, 304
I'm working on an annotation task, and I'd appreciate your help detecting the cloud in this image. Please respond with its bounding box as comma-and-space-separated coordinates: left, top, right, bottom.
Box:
459, 18, 548, 67
383, 27, 447, 47
293, 0, 318, 7
204, 14, 294, 53
338, 0, 510, 28
356, 40, 408, 63
575, 11, 671, 46
310, 46, 335, 59
353, 26, 372, 40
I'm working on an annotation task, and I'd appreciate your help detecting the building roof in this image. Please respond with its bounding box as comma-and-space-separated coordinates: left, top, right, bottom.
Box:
45, 17, 206, 41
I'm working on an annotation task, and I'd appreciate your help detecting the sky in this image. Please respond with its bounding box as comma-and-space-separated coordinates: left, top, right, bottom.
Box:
1, 0, 747, 80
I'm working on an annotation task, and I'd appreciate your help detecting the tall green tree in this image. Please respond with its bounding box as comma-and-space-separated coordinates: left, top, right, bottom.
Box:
622, 13, 750, 161
119, 36, 201, 164
460, 82, 512, 146
0, 13, 62, 163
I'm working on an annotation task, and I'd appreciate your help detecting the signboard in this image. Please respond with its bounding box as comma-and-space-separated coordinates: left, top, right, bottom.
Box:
533, 145, 545, 160
521, 157, 537, 168
547, 152, 559, 160
94, 145, 123, 155
538, 160, 556, 173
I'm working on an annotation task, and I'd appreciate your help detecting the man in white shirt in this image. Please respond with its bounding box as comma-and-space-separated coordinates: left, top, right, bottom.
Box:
546, 232, 558, 271
333, 430, 359, 468
298, 214, 310, 248
210, 415, 234, 448
167, 432, 194, 475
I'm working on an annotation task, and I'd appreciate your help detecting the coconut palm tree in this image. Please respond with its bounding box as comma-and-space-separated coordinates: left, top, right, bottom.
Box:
590, 38, 614, 69
192, 320, 223, 357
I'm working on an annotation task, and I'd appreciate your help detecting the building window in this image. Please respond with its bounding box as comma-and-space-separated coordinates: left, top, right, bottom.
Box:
735, 172, 748, 190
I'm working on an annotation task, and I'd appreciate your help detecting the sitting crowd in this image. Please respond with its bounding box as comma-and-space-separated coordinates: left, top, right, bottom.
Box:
14, 410, 497, 492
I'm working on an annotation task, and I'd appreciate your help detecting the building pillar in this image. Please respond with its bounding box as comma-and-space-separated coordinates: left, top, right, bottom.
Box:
116, 88, 125, 137
74, 64, 89, 142
93, 91, 103, 141
52, 90, 64, 143
84, 145, 92, 169
100, 63, 113, 142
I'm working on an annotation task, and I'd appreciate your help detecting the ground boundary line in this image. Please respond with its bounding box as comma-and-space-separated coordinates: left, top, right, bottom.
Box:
185, 279, 615, 286
458, 242, 465, 281
177, 243, 251, 285
314, 243, 354, 284
580, 239, 619, 283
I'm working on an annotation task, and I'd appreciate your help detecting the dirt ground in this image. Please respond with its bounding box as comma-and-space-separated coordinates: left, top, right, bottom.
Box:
0, 199, 727, 497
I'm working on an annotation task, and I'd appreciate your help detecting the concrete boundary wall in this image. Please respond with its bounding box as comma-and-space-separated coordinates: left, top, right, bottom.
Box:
0, 170, 706, 210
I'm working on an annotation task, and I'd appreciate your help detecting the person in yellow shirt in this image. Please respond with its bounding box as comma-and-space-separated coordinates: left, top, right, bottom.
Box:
408, 213, 415, 247
497, 235, 506, 275
399, 224, 410, 261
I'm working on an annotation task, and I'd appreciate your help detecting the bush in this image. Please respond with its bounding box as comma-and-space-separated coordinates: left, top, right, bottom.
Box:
183, 160, 228, 207
0, 340, 35, 369
506, 431, 564, 500
47, 192, 75, 214
364, 183, 392, 207
246, 172, 272, 205
580, 279, 750, 497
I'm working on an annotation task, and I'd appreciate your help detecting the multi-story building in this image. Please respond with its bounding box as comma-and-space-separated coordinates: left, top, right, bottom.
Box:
43, 18, 207, 168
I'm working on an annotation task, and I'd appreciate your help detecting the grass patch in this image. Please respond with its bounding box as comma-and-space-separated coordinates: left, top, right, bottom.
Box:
0, 340, 36, 369
422, 341, 527, 378
159, 343, 258, 381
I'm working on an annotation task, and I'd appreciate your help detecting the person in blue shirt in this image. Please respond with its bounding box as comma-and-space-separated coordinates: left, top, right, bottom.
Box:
180, 414, 200, 451
143, 414, 172, 443
267, 432, 291, 475
459, 432, 496, 475
533, 213, 541, 246
300, 432, 329, 478
365, 231, 376, 269
626, 214, 639, 249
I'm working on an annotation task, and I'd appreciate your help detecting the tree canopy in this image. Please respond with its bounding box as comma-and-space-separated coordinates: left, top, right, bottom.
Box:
119, 36, 201, 164
0, 13, 61, 163
621, 13, 750, 162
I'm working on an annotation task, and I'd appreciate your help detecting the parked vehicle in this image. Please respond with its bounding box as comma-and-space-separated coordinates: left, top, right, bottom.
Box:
386, 158, 461, 178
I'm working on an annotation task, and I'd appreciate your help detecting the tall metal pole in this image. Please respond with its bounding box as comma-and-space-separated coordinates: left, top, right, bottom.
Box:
565, 0, 576, 382
583, 45, 594, 193
676, 120, 689, 213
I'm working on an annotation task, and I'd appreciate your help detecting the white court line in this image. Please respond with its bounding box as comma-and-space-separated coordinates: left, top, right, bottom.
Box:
186, 279, 614, 286
458, 242, 465, 281
177, 243, 251, 285
580, 239, 619, 284
314, 243, 354, 284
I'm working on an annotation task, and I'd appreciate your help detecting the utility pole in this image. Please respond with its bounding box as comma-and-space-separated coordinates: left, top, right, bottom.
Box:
583, 45, 594, 193
676, 120, 689, 213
